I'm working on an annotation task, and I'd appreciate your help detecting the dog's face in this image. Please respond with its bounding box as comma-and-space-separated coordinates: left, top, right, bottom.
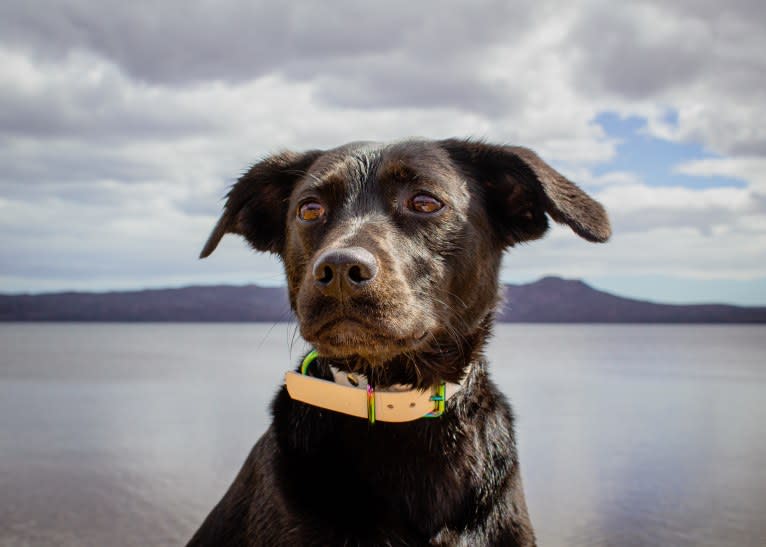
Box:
201, 139, 610, 381
284, 141, 505, 366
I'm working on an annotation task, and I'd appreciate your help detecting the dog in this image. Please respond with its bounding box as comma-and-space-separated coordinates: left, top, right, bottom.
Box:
188, 139, 610, 546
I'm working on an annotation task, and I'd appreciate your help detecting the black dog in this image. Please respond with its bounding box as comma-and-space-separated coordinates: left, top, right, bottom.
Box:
189, 139, 610, 546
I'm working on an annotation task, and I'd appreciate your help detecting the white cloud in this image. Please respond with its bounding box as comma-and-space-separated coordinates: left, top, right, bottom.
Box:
675, 157, 766, 193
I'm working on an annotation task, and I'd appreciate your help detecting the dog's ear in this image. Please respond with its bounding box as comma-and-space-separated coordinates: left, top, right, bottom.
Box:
200, 150, 323, 258
439, 139, 611, 245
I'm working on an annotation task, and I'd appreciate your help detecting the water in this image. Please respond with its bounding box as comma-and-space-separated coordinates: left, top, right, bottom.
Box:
1, 324, 764, 546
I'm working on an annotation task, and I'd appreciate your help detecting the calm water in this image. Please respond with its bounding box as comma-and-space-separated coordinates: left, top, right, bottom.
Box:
1, 323, 764, 546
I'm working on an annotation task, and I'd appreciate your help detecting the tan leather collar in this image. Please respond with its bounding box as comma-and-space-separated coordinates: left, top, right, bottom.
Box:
284, 364, 466, 423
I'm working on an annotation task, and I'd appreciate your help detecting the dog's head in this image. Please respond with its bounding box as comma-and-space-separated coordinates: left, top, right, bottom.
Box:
201, 139, 610, 384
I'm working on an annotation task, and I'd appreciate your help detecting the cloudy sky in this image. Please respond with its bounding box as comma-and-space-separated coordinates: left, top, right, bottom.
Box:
1, 0, 765, 305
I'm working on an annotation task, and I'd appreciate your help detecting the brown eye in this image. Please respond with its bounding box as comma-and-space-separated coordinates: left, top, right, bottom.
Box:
409, 194, 443, 214
298, 201, 325, 222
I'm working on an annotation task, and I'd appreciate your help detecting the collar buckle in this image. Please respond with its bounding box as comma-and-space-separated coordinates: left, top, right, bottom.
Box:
424, 382, 446, 418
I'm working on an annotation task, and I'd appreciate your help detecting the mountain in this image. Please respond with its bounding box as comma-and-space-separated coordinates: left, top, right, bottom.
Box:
498, 277, 766, 323
1, 277, 765, 323
0, 285, 291, 322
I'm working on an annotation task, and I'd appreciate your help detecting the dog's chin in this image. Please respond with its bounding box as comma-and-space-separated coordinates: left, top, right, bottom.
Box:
300, 318, 428, 365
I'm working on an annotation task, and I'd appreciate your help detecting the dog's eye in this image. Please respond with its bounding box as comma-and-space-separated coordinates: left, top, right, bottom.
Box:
409, 194, 443, 214
298, 201, 325, 222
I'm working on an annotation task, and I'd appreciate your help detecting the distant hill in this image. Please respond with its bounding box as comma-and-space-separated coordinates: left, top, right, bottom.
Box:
499, 277, 766, 323
1, 277, 765, 323
0, 285, 290, 322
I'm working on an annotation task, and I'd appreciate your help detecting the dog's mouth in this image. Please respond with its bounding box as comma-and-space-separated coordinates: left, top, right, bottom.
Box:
299, 313, 430, 364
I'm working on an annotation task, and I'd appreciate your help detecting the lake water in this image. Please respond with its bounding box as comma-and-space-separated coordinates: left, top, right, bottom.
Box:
1, 323, 764, 546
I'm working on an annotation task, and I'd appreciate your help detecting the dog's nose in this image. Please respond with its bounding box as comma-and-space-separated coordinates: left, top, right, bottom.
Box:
313, 246, 378, 296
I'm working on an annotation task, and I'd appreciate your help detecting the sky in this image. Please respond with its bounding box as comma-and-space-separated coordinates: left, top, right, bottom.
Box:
1, 0, 765, 305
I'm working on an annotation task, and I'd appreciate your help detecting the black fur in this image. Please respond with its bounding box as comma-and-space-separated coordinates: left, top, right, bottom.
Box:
190, 139, 610, 546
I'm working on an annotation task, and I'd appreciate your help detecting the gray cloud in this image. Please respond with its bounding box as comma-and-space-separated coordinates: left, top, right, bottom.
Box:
571, 9, 706, 99
0, 139, 167, 185
0, 0, 550, 123
310, 59, 520, 115
570, 0, 766, 99
0, 0, 525, 86
0, 85, 216, 141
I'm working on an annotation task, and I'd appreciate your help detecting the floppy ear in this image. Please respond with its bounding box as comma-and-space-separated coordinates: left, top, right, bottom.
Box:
439, 139, 611, 244
200, 150, 323, 258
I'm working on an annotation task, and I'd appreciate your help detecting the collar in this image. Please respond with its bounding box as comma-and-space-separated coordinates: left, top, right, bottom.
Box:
284, 350, 467, 424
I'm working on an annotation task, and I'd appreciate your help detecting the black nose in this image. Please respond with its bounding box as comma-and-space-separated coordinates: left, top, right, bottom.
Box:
313, 246, 378, 296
